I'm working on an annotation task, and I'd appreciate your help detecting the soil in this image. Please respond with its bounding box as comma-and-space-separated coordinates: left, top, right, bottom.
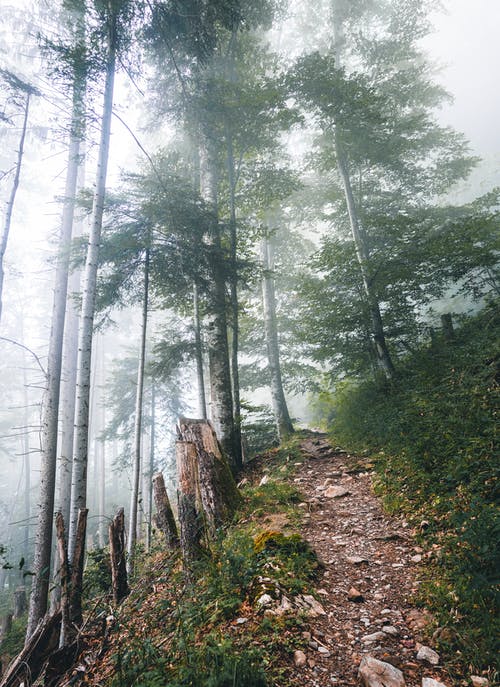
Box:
285, 434, 453, 687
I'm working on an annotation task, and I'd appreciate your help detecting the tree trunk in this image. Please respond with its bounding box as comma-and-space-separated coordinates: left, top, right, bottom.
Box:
261, 235, 294, 441
13, 588, 26, 620
0, 90, 30, 325
199, 131, 238, 472
127, 250, 149, 576
27, 72, 85, 642
334, 136, 395, 379
152, 472, 178, 549
68, 21, 116, 559
331, 5, 395, 380
225, 130, 243, 468
177, 419, 241, 537
54, 513, 70, 647
146, 383, 155, 550
68, 508, 87, 634
193, 283, 207, 420
176, 441, 202, 567
109, 509, 129, 605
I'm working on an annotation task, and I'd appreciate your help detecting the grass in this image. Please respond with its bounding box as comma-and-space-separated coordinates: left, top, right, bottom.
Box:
323, 302, 499, 675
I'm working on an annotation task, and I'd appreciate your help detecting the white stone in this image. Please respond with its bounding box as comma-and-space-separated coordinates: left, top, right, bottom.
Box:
256, 593, 273, 606
301, 594, 327, 617
422, 679, 447, 687
416, 645, 440, 665
361, 631, 387, 644
470, 678, 489, 687
382, 625, 399, 636
358, 656, 406, 687
259, 475, 269, 486
324, 486, 350, 498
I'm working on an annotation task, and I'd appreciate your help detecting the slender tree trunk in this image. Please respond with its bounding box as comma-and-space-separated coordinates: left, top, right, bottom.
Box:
331, 5, 395, 380
109, 508, 128, 605
27, 77, 84, 640
21, 354, 30, 563
199, 131, 238, 471
68, 25, 116, 559
334, 137, 395, 379
146, 383, 155, 550
0, 91, 30, 326
225, 130, 243, 467
152, 472, 178, 549
193, 283, 207, 420
261, 235, 294, 441
127, 250, 149, 576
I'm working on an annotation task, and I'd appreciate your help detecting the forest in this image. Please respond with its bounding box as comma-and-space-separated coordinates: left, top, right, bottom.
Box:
0, 0, 498, 686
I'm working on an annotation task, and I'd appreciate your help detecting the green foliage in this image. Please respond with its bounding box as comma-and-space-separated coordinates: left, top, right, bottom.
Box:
0, 616, 26, 658
84, 547, 112, 598
241, 403, 279, 456
324, 304, 499, 672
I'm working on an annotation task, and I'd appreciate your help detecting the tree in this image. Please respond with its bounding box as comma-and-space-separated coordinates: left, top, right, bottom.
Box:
290, 0, 476, 378
0, 70, 39, 325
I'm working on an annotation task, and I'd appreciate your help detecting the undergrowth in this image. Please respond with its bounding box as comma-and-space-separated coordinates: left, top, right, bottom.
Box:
102, 433, 316, 687
324, 302, 499, 674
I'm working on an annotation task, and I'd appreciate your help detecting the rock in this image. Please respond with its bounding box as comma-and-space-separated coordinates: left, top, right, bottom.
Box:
361, 631, 387, 643
324, 486, 350, 498
300, 594, 327, 617
293, 650, 307, 668
406, 608, 431, 631
235, 617, 248, 624
470, 678, 488, 687
346, 555, 369, 565
416, 645, 440, 665
348, 587, 364, 602
382, 625, 399, 636
422, 679, 447, 687
256, 593, 273, 607
317, 646, 330, 656
411, 554, 423, 563
358, 656, 405, 687
259, 475, 269, 486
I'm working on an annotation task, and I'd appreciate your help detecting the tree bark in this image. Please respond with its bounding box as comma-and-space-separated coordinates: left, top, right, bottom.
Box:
199, 132, 238, 471
68, 508, 87, 633
54, 513, 70, 647
127, 250, 149, 576
152, 472, 178, 549
176, 440, 202, 567
69, 16, 117, 559
27, 66, 85, 642
146, 383, 155, 550
193, 283, 207, 420
109, 508, 129, 605
177, 419, 241, 536
0, 90, 30, 325
261, 235, 294, 441
13, 588, 26, 620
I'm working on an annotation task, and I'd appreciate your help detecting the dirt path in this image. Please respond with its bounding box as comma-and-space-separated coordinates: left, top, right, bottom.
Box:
288, 435, 451, 687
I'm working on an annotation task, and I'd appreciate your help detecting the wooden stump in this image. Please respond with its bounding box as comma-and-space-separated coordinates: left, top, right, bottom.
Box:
152, 472, 179, 549
0, 613, 12, 640
176, 441, 202, 566
177, 418, 242, 535
69, 508, 88, 629
109, 508, 129, 605
55, 512, 71, 645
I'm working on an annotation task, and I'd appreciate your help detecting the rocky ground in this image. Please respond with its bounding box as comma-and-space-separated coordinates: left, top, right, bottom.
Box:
275, 435, 486, 687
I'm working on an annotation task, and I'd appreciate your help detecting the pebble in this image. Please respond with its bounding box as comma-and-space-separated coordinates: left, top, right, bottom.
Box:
470, 678, 488, 687
317, 646, 331, 656
293, 650, 307, 668
361, 631, 387, 643
256, 593, 273, 606
382, 625, 399, 636
348, 587, 364, 602
416, 645, 440, 665
422, 680, 447, 687
324, 486, 351, 498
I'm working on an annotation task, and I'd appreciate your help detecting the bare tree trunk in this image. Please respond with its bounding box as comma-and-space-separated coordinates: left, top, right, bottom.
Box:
152, 473, 178, 549
261, 235, 294, 441
69, 21, 116, 559
109, 508, 128, 605
331, 5, 395, 380
146, 383, 155, 550
68, 508, 87, 633
0, 90, 30, 325
176, 440, 202, 567
177, 419, 241, 534
225, 131, 243, 468
127, 250, 149, 576
27, 73, 84, 641
54, 513, 70, 647
199, 132, 237, 471
193, 283, 207, 420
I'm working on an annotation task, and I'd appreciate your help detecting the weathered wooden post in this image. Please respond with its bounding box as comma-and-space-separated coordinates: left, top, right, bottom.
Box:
109, 508, 129, 605
176, 440, 202, 566
152, 472, 179, 549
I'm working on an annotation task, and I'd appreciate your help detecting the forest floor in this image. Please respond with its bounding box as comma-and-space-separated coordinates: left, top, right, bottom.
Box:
278, 434, 454, 687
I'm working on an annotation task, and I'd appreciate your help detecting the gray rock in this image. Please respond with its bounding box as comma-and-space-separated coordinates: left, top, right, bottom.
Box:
361, 631, 387, 644
416, 645, 440, 665
317, 646, 330, 655
324, 486, 350, 498
422, 679, 447, 687
358, 656, 405, 687
382, 625, 399, 636
256, 593, 273, 606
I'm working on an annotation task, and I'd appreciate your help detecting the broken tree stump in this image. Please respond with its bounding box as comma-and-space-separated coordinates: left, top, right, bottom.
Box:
177, 418, 242, 536
176, 440, 203, 566
152, 472, 179, 549
0, 610, 61, 687
109, 508, 129, 605
55, 512, 71, 646
69, 508, 88, 630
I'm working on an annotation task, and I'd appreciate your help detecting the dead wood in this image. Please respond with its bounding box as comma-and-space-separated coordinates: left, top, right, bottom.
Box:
109, 508, 129, 605
152, 472, 179, 549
